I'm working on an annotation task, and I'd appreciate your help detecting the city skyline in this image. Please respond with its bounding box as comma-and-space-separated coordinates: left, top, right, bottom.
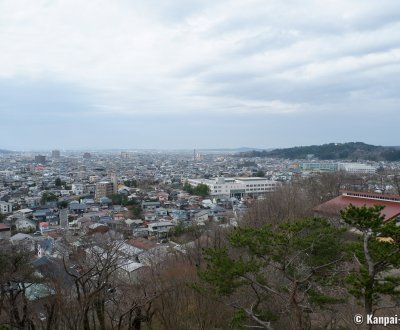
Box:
1, 0, 400, 150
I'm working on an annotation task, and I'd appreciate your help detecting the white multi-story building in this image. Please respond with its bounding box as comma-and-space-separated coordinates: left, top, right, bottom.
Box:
72, 183, 85, 195
187, 177, 279, 199
0, 201, 12, 214
338, 163, 376, 174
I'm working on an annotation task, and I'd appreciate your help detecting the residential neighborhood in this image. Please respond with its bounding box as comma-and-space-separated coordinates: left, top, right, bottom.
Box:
1, 148, 400, 329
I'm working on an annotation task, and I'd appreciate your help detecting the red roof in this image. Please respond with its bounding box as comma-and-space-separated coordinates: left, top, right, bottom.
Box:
314, 193, 400, 221
339, 190, 400, 201
0, 224, 10, 231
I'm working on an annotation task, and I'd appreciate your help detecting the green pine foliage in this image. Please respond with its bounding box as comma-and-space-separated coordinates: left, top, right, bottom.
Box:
198, 218, 347, 329
340, 204, 400, 316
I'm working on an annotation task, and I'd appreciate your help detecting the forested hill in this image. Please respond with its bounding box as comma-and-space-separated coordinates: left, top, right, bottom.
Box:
236, 142, 400, 161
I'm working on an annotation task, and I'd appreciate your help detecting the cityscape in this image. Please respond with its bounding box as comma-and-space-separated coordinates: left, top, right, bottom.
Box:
1, 146, 400, 328
1, 0, 400, 329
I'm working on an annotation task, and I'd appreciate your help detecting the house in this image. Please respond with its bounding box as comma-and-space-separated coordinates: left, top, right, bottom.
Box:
147, 221, 175, 236
100, 197, 112, 207
81, 198, 95, 205
314, 191, 400, 224
15, 217, 36, 232
209, 205, 227, 216
113, 212, 125, 221
10, 233, 36, 251
59, 190, 71, 197
39, 222, 50, 233
193, 210, 209, 225
133, 227, 149, 237
69, 202, 87, 215
144, 212, 157, 222
201, 199, 214, 208
33, 209, 53, 221
99, 215, 113, 224
141, 201, 160, 211
15, 208, 34, 217
119, 261, 144, 281
157, 192, 169, 203
155, 207, 168, 217
171, 209, 190, 225
71, 183, 84, 195
125, 219, 143, 228
0, 223, 11, 240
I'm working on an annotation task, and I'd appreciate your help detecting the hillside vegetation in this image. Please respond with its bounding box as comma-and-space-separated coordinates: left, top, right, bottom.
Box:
237, 142, 400, 161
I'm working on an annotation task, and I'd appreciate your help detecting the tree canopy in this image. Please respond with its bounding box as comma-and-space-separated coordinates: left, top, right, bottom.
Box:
340, 204, 400, 323
183, 182, 210, 197
40, 191, 58, 205
198, 218, 347, 329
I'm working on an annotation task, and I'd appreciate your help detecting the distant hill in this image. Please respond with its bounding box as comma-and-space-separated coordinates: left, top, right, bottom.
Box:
236, 142, 400, 161
0, 149, 13, 154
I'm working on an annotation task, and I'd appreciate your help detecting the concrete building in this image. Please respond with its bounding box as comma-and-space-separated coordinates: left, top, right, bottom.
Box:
338, 163, 376, 174
72, 183, 84, 195
95, 181, 115, 200
187, 177, 279, 199
34, 155, 46, 164
111, 173, 118, 196
301, 162, 338, 172
0, 201, 12, 214
121, 152, 132, 160
51, 150, 60, 158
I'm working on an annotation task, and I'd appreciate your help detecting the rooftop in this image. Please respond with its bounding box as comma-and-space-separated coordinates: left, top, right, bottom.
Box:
314, 191, 400, 221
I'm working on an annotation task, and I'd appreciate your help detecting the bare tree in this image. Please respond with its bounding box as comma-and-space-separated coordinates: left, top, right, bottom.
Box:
0, 242, 39, 329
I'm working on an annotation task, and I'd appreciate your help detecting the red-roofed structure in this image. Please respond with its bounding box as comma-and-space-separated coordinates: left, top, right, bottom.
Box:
314, 191, 400, 222
0, 223, 11, 240
39, 222, 50, 233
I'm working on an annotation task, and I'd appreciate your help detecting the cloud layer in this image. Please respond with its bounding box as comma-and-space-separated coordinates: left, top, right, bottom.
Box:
1, 0, 399, 149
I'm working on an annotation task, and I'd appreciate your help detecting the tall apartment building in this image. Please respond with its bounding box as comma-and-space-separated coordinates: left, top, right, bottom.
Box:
111, 173, 118, 195
0, 201, 12, 214
95, 181, 115, 200
51, 150, 61, 158
121, 152, 132, 160
187, 177, 279, 199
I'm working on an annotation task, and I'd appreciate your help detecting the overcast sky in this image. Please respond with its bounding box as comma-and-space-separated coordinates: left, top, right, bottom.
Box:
1, 0, 400, 150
